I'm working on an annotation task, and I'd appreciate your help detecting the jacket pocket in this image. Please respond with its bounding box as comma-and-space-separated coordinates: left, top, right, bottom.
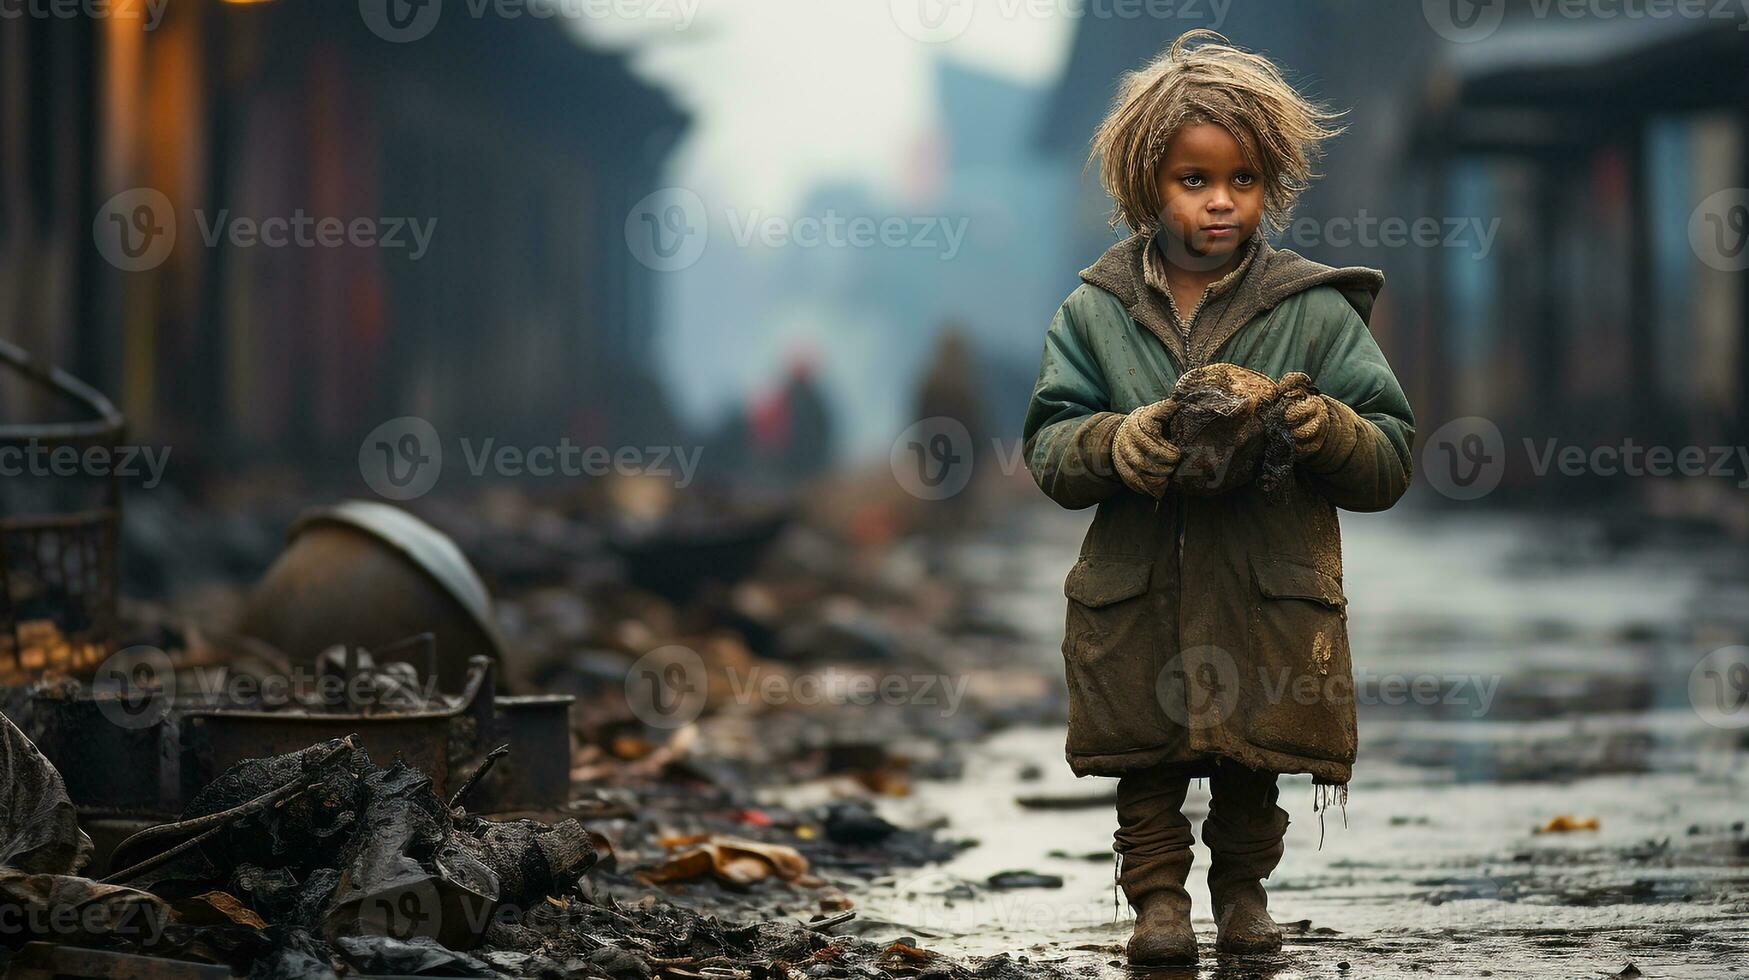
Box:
1062, 556, 1165, 756
1244, 554, 1356, 763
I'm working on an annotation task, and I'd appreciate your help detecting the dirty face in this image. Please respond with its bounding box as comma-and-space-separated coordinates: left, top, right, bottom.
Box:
1155, 122, 1264, 272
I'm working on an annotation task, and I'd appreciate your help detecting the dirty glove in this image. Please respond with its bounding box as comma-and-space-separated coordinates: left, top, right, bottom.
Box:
1277, 371, 1366, 471
1112, 399, 1183, 499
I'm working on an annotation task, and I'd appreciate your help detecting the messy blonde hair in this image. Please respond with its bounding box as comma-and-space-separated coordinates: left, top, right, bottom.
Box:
1090, 30, 1344, 236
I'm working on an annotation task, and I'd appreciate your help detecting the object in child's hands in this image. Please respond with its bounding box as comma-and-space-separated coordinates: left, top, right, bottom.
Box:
1163, 363, 1299, 496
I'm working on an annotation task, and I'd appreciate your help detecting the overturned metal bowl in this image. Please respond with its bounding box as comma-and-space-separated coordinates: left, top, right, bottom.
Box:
236, 500, 504, 692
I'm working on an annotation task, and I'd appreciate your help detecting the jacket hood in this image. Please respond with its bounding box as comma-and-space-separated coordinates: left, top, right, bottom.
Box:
1079, 232, 1385, 369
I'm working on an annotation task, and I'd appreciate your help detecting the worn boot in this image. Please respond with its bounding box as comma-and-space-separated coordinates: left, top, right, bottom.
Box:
1204, 764, 1289, 955
1115, 767, 1198, 967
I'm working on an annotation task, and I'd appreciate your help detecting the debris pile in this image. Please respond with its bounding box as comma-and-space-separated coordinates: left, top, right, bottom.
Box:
0, 709, 1075, 980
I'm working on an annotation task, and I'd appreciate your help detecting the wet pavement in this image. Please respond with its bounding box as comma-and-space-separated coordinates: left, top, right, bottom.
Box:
827, 502, 1749, 979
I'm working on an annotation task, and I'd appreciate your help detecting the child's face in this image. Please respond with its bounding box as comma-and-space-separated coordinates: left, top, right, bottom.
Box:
1155, 123, 1264, 269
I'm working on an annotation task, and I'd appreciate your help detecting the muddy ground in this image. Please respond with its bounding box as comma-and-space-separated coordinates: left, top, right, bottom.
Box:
678, 500, 1749, 980
30, 488, 1746, 979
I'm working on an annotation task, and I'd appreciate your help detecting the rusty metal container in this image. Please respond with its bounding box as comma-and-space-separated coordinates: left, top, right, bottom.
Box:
236, 500, 505, 693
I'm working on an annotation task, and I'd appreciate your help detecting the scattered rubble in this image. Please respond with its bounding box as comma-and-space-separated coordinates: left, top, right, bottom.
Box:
0, 716, 1082, 980
1, 473, 1076, 978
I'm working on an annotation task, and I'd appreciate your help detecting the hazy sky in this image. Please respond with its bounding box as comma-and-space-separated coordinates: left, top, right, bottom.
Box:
577, 1, 1074, 211
575, 3, 1078, 456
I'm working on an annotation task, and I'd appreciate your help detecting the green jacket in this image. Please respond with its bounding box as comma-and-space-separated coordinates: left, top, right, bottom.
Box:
1022, 233, 1415, 784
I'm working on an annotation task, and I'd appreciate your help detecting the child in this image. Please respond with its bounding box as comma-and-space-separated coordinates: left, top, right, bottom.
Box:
1021, 31, 1414, 966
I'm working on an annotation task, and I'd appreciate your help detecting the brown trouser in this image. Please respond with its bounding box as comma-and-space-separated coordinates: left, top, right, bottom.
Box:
1114, 760, 1289, 884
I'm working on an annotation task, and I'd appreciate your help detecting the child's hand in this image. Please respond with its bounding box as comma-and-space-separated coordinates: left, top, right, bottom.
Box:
1278, 371, 1363, 466
1113, 400, 1183, 499
1278, 372, 1330, 461
1285, 400, 1329, 461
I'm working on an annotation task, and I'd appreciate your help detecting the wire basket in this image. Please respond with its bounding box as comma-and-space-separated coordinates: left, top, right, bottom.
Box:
0, 339, 125, 684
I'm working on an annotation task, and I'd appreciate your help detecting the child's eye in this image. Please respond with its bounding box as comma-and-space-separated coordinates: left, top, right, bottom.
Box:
1181, 175, 1205, 188
1234, 173, 1256, 187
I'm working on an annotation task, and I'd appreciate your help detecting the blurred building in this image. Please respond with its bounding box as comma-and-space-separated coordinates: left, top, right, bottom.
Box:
1, 0, 686, 471
1408, 19, 1749, 467
930, 60, 1069, 434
